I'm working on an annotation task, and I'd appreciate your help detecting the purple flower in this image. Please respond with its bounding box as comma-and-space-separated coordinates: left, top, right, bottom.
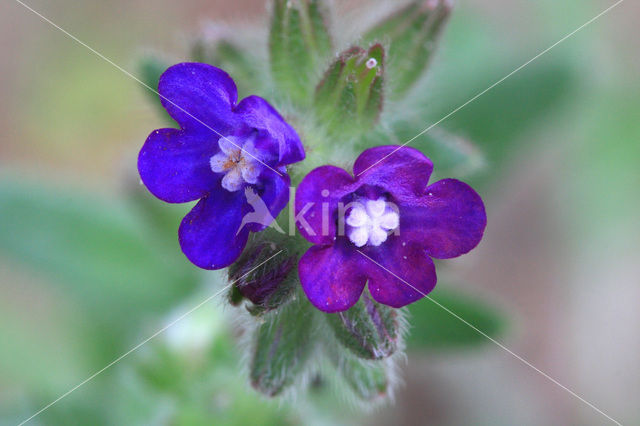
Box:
295, 146, 486, 312
138, 63, 305, 269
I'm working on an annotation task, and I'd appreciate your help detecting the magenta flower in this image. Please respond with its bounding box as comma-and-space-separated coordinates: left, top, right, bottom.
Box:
138, 63, 305, 270
295, 146, 486, 312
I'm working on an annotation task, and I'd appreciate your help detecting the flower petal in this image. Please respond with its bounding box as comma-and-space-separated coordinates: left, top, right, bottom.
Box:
159, 63, 240, 134
241, 163, 261, 185
243, 169, 290, 233
348, 227, 369, 248
368, 227, 389, 246
235, 95, 305, 165
178, 190, 250, 270
221, 168, 244, 192
346, 205, 368, 227
378, 212, 399, 230
295, 166, 357, 245
138, 128, 219, 203
298, 240, 367, 312
218, 136, 243, 156
366, 198, 387, 217
353, 145, 433, 199
363, 238, 437, 308
209, 152, 229, 173
400, 179, 487, 259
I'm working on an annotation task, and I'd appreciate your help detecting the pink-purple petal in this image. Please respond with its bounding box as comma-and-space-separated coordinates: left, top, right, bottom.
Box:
298, 240, 368, 312
400, 178, 487, 259
179, 190, 250, 270
235, 95, 305, 165
353, 145, 433, 199
295, 166, 357, 245
363, 238, 437, 308
138, 128, 220, 203
159, 63, 240, 134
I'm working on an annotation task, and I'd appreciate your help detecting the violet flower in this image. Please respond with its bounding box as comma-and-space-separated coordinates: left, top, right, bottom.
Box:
139, 63, 305, 269
295, 146, 486, 312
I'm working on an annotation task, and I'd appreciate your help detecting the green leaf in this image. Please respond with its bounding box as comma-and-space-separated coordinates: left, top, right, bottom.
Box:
363, 0, 452, 98
139, 53, 167, 93
269, 0, 333, 106
315, 44, 385, 136
250, 292, 315, 396
123, 170, 191, 247
436, 60, 576, 177
373, 58, 575, 185
0, 176, 198, 356
308, 0, 332, 56
407, 126, 486, 178
568, 91, 640, 235
138, 54, 172, 122
402, 12, 578, 185
135, 344, 185, 393
407, 287, 506, 350
128, 324, 303, 425
192, 38, 261, 98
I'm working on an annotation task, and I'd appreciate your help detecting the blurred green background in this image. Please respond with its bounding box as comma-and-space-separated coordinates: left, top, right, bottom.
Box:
1, 0, 639, 424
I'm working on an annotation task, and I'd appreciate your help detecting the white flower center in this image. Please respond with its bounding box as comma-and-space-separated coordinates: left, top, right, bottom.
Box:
209, 135, 261, 192
345, 198, 399, 247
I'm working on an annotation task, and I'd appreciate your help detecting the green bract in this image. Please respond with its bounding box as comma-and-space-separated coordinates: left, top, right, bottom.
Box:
270, 0, 333, 106
315, 44, 385, 137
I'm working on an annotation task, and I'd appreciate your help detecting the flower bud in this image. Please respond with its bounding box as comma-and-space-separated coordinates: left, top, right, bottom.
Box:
228, 240, 297, 315
326, 292, 400, 360
363, 0, 453, 98
315, 44, 385, 136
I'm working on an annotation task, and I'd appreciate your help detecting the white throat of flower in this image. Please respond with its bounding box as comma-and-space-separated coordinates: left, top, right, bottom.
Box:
210, 135, 261, 192
345, 198, 399, 247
